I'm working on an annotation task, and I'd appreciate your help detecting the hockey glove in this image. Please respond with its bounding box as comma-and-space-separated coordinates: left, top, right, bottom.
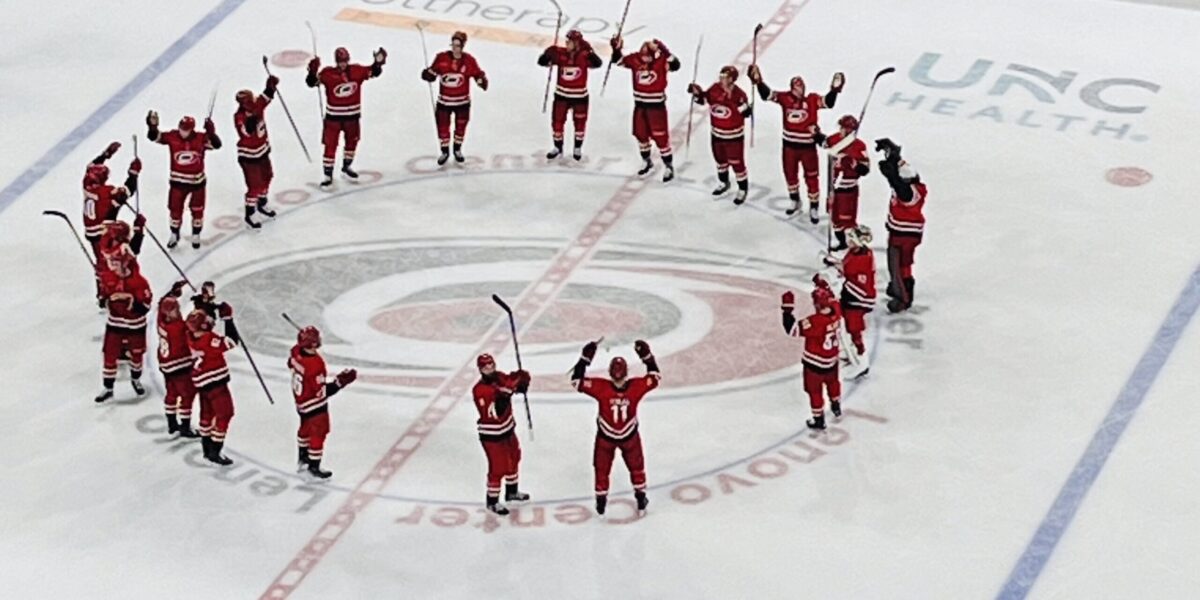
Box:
581, 341, 598, 363
335, 368, 358, 387
781, 290, 796, 312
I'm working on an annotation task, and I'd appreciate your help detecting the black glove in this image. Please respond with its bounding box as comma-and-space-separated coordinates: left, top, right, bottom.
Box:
421, 68, 437, 82
225, 319, 241, 344
514, 370, 530, 394
634, 340, 652, 361
813, 130, 827, 145
581, 341, 598, 363
875, 137, 901, 160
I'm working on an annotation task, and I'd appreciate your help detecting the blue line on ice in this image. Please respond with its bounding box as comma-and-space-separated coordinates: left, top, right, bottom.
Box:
998, 264, 1200, 599
0, 0, 246, 215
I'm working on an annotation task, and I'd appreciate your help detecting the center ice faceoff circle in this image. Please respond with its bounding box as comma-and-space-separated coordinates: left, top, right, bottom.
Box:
213, 238, 821, 398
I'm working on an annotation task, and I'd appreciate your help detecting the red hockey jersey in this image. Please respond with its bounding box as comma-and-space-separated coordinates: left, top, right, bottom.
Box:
316, 64, 375, 118
82, 184, 126, 239
289, 346, 329, 416
471, 370, 529, 439
826, 132, 869, 189
764, 91, 826, 145
152, 130, 216, 186
545, 46, 601, 99
429, 51, 485, 107
698, 83, 749, 139
841, 249, 877, 310
234, 96, 272, 160
100, 270, 152, 331
887, 180, 928, 238
157, 306, 192, 375
618, 53, 672, 104
788, 307, 842, 370
576, 374, 659, 441
189, 331, 235, 389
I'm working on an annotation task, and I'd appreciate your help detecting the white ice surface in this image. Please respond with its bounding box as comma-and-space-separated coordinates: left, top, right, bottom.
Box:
2, 0, 1199, 598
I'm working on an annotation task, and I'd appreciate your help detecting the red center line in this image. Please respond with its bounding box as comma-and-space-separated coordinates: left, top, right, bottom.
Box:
261, 2, 809, 596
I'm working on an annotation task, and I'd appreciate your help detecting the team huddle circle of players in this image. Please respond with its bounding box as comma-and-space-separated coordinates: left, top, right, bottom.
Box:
76, 28, 928, 517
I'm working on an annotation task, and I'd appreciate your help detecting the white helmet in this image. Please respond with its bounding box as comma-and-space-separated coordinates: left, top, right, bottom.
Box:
847, 224, 873, 247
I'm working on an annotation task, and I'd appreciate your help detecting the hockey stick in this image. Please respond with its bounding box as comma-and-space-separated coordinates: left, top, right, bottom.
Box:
415, 21, 438, 114
749, 23, 763, 148
826, 154, 835, 252
42, 210, 95, 269
541, 0, 564, 114
564, 336, 605, 375
206, 84, 219, 121
600, 0, 633, 97
281, 312, 303, 331
263, 56, 313, 163
491, 294, 533, 436
131, 135, 140, 212
684, 35, 703, 158
115, 203, 193, 286
828, 66, 895, 155
305, 21, 325, 120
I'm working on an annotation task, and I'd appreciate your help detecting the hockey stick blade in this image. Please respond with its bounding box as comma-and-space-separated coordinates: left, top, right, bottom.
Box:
491, 293, 512, 314
281, 312, 303, 331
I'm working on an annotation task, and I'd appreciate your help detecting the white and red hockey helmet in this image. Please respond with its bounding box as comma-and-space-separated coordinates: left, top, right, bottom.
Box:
847, 224, 873, 247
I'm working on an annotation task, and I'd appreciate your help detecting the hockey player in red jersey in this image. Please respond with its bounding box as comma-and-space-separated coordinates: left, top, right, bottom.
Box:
610, 36, 681, 182
82, 141, 140, 255
824, 115, 870, 251
157, 282, 198, 437
422, 32, 488, 166
538, 29, 603, 160
876, 138, 927, 313
233, 74, 281, 228
307, 46, 387, 187
688, 66, 753, 204
186, 309, 239, 466
94, 245, 152, 403
471, 354, 530, 514
781, 280, 842, 430
471, 354, 531, 515
146, 111, 222, 249
93, 218, 146, 310
570, 339, 660, 517
748, 65, 844, 222
824, 225, 876, 360
288, 326, 357, 480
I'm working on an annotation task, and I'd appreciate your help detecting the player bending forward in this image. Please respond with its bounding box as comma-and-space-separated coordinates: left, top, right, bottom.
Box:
570, 340, 660, 517
748, 65, 843, 222
94, 246, 152, 403
423, 32, 488, 166
610, 36, 681, 181
233, 74, 281, 228
781, 281, 842, 431
307, 46, 387, 187
471, 354, 531, 515
538, 29, 603, 160
288, 326, 357, 480
146, 111, 222, 249
688, 66, 752, 204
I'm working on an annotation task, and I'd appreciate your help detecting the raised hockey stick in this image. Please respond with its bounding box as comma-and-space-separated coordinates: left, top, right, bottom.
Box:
42, 210, 95, 269
600, 0, 633, 97
828, 66, 896, 155
684, 35, 703, 158
305, 21, 325, 120
491, 294, 533, 436
415, 21, 438, 113
749, 23, 763, 148
263, 56, 313, 163
541, 0, 564, 114
826, 154, 835, 252
281, 312, 303, 331
206, 83, 219, 121
131, 135, 140, 212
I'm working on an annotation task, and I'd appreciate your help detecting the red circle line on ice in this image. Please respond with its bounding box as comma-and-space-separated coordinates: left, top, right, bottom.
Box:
1105, 166, 1152, 187
271, 49, 312, 69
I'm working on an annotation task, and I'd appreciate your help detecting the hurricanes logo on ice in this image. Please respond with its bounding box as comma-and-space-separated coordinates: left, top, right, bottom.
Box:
333, 82, 359, 98
173, 151, 199, 165
211, 238, 823, 399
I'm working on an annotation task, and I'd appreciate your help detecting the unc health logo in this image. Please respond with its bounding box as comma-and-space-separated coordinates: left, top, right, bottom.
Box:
212, 238, 820, 399
173, 151, 198, 165
333, 82, 359, 98
561, 66, 581, 81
